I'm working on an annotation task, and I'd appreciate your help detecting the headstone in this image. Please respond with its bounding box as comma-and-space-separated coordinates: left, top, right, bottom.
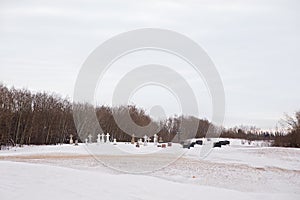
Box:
131, 134, 135, 144
100, 133, 105, 143
106, 133, 110, 143
97, 134, 101, 143
75, 139, 78, 146
88, 134, 92, 143
69, 134, 73, 144
85, 138, 88, 144
159, 137, 163, 143
113, 138, 117, 145
168, 142, 172, 147
153, 134, 158, 145
143, 135, 148, 146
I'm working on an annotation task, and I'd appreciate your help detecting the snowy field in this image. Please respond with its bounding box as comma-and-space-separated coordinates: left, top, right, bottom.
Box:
1, 139, 300, 200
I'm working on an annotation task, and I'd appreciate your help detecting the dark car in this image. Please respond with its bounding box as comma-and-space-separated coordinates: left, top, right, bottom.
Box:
219, 140, 230, 146
213, 142, 222, 148
195, 140, 203, 145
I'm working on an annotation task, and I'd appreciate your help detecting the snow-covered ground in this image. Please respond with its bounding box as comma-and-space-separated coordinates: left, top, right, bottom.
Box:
1, 139, 300, 200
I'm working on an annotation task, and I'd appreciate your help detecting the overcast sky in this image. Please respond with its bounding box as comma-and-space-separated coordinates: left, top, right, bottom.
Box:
0, 0, 299, 130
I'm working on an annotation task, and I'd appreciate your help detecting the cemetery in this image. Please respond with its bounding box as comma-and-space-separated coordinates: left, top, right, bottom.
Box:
67, 132, 265, 152
76, 132, 174, 149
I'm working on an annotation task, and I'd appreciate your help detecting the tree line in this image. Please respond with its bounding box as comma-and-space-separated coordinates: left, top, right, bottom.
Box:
0, 84, 299, 148
0, 84, 75, 146
273, 112, 300, 148
0, 84, 212, 146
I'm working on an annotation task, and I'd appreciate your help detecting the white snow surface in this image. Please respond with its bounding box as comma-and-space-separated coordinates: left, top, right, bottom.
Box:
1, 139, 300, 200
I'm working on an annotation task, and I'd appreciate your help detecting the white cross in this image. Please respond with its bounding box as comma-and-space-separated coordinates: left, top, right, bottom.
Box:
88, 134, 92, 143
106, 133, 110, 143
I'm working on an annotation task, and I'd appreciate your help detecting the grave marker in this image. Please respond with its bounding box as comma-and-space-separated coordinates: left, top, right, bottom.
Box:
131, 134, 135, 144
101, 133, 105, 143
69, 134, 73, 144
97, 134, 101, 143
106, 133, 110, 143
154, 134, 158, 145
88, 134, 92, 143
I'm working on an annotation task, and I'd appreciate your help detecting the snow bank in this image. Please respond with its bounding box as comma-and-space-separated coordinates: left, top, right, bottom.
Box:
1, 161, 298, 200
